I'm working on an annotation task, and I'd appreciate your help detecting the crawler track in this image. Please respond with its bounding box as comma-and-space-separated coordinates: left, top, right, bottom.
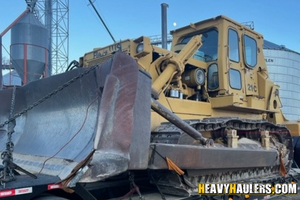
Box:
150, 118, 294, 196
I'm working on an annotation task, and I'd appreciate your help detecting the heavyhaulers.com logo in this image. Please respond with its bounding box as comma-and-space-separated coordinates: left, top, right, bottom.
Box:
198, 183, 298, 195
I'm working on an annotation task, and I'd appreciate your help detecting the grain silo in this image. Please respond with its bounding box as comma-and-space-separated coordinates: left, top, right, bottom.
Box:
3, 70, 22, 86
10, 12, 48, 84
264, 40, 300, 120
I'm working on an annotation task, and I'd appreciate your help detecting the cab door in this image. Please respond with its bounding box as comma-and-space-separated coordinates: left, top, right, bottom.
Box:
227, 28, 243, 94
242, 32, 259, 96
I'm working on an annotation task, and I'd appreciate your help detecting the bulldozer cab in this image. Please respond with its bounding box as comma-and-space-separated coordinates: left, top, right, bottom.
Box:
170, 15, 280, 114
81, 15, 287, 125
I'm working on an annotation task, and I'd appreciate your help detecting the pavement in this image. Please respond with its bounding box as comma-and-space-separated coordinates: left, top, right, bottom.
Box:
269, 193, 300, 200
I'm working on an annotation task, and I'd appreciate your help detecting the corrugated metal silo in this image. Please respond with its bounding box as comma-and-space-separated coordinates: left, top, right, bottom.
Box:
10, 12, 48, 84
264, 40, 300, 120
3, 70, 22, 86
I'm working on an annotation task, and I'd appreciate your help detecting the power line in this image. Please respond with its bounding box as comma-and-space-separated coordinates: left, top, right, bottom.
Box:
87, 0, 116, 43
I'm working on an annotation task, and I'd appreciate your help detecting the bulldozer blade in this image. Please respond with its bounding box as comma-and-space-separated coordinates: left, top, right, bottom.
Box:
0, 52, 151, 182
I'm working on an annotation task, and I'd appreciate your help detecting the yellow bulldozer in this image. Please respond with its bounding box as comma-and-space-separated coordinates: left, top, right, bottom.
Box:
0, 15, 300, 199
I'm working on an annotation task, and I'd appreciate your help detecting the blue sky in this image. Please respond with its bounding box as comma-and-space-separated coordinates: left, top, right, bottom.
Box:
1, 0, 299, 62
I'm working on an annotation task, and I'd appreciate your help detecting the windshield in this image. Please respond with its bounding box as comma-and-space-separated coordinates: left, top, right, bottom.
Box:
181, 29, 218, 62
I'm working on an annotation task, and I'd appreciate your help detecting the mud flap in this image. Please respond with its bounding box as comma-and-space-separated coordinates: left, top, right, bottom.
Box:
0, 52, 151, 182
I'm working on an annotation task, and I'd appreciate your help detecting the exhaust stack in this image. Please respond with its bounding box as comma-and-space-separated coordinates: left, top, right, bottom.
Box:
161, 3, 168, 49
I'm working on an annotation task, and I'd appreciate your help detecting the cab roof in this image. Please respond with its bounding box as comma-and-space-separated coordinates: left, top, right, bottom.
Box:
170, 15, 263, 39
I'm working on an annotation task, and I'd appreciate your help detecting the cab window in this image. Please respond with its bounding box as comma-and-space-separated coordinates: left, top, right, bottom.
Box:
229, 69, 242, 89
208, 64, 219, 89
228, 29, 239, 62
244, 35, 257, 68
181, 29, 218, 62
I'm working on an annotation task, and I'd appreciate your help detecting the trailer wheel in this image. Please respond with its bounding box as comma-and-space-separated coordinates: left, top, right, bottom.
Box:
34, 196, 69, 200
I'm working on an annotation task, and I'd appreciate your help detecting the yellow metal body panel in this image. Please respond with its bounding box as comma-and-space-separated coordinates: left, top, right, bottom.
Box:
166, 98, 211, 116
80, 15, 300, 136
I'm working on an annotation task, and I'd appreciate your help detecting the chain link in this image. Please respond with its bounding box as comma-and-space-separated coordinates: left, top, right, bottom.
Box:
0, 86, 17, 185
0, 65, 98, 129
128, 172, 144, 200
